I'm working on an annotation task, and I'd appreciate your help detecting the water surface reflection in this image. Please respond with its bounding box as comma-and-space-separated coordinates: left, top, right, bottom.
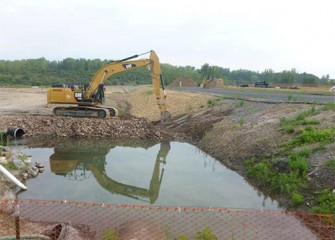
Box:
16, 139, 281, 209
50, 141, 169, 204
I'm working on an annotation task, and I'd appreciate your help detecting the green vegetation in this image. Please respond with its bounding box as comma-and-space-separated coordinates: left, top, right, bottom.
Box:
245, 148, 310, 198
177, 227, 218, 240
291, 193, 304, 206
0, 58, 201, 87
18, 154, 28, 162
310, 189, 335, 215
239, 118, 244, 126
0, 58, 333, 87
325, 159, 335, 171
7, 161, 18, 170
0, 132, 7, 146
246, 106, 335, 211
279, 106, 319, 133
101, 226, 218, 240
101, 228, 120, 240
194, 227, 218, 240
286, 127, 334, 149
177, 234, 188, 240
143, 89, 153, 95
321, 102, 335, 111
207, 97, 222, 107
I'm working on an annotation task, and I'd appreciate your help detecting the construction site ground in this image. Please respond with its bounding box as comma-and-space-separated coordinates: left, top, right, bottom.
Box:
0, 86, 334, 213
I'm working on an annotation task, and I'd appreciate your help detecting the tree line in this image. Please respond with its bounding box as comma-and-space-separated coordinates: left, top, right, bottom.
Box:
0, 58, 333, 87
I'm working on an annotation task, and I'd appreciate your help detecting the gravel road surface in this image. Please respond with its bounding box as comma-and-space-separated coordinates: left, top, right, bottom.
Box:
182, 87, 335, 104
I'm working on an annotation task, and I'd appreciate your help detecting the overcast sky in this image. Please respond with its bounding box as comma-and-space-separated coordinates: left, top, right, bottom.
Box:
1, 0, 334, 78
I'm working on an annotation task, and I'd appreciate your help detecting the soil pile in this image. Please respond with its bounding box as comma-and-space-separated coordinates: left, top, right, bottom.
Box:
169, 77, 198, 87
203, 79, 224, 88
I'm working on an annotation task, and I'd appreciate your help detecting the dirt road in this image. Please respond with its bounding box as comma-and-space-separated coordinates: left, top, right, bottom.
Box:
182, 86, 335, 103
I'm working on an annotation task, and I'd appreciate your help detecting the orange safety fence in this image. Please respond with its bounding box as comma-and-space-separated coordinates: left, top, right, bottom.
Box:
0, 199, 334, 239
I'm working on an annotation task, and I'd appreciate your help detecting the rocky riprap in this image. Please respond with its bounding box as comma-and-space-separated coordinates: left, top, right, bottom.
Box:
0, 115, 170, 140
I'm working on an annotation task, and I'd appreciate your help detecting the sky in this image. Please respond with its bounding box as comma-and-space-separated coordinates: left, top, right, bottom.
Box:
0, 0, 334, 78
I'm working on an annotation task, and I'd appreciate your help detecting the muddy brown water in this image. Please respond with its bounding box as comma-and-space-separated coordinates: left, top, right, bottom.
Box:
11, 139, 281, 210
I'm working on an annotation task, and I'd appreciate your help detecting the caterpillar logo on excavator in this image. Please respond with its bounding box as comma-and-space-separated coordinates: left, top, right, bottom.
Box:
122, 63, 136, 69
47, 50, 171, 122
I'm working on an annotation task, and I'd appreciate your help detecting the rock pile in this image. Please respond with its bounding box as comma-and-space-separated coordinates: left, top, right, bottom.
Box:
0, 115, 168, 140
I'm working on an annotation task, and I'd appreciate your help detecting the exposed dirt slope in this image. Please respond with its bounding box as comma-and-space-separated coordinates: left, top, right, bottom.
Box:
127, 86, 212, 121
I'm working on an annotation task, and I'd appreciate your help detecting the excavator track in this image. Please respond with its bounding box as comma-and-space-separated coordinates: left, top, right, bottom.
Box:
53, 106, 118, 119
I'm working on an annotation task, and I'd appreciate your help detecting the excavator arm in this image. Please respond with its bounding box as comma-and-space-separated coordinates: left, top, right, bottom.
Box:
85, 58, 151, 98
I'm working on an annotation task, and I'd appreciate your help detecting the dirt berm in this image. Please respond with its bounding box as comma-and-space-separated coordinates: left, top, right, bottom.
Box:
0, 86, 334, 212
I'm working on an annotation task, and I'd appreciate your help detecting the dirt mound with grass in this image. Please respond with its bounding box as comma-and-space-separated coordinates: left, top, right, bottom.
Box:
169, 77, 198, 87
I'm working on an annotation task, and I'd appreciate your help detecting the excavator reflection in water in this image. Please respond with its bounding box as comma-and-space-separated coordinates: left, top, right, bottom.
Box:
50, 141, 170, 204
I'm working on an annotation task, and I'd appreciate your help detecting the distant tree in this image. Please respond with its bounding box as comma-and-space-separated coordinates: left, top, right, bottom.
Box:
198, 64, 227, 80
199, 63, 211, 80
301, 73, 318, 85
0, 58, 326, 87
278, 69, 298, 84
262, 69, 275, 83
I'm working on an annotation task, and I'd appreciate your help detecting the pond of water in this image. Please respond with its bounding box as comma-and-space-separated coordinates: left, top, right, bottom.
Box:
13, 139, 280, 210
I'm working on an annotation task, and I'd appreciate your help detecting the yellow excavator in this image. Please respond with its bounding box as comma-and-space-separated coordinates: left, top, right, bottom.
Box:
50, 141, 170, 204
47, 50, 171, 122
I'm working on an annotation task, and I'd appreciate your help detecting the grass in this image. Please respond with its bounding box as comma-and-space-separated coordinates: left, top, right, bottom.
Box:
224, 85, 335, 96
18, 154, 28, 161
280, 105, 334, 157
239, 118, 244, 126
7, 161, 18, 170
143, 89, 153, 95
291, 193, 304, 206
0, 132, 8, 146
279, 106, 320, 133
325, 159, 335, 171
177, 227, 218, 240
207, 97, 221, 107
101, 226, 218, 240
194, 227, 218, 240
245, 152, 309, 196
309, 189, 335, 215
246, 104, 335, 210
321, 102, 335, 111
102, 228, 120, 240
286, 127, 335, 149
245, 146, 314, 206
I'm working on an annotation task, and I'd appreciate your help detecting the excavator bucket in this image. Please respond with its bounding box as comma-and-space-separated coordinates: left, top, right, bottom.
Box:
160, 110, 171, 122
